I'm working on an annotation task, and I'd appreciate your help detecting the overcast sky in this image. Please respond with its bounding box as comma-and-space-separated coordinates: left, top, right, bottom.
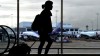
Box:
0, 0, 100, 30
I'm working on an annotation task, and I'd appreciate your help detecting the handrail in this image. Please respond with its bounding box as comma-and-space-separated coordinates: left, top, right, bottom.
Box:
1, 25, 17, 50
0, 25, 16, 56
1, 47, 100, 54
1, 47, 100, 49
31, 47, 100, 54
0, 26, 10, 56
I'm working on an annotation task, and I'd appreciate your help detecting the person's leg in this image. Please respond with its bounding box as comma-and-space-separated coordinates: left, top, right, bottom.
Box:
44, 35, 53, 54
38, 40, 45, 55
38, 31, 46, 55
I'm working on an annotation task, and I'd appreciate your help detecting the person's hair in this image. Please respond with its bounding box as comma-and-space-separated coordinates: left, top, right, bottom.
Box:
42, 0, 53, 9
42, 4, 45, 9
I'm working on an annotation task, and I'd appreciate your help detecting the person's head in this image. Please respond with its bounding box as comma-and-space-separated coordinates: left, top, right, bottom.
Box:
42, 0, 53, 10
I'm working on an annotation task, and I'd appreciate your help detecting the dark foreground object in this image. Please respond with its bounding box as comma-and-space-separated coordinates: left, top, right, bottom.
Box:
2, 54, 100, 56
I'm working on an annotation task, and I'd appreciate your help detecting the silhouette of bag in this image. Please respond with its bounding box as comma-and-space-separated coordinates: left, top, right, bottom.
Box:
31, 14, 40, 31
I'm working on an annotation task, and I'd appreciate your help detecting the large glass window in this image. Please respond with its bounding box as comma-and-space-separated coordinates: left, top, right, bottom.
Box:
63, 0, 100, 54
0, 0, 17, 53
19, 0, 61, 54
0, 0, 100, 55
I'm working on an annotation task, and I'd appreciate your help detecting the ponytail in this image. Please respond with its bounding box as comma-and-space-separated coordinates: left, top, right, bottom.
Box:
42, 4, 45, 9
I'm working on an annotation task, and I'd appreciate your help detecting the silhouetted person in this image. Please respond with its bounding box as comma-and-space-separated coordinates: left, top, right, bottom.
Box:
37, 0, 53, 55
7, 43, 31, 56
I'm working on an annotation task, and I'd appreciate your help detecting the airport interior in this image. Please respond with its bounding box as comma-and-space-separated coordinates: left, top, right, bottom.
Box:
0, 0, 100, 56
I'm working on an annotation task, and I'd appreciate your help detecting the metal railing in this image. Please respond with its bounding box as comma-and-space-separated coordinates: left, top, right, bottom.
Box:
31, 47, 100, 54
0, 25, 16, 56
1, 47, 100, 54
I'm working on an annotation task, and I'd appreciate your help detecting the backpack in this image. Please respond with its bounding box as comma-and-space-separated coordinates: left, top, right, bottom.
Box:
31, 14, 40, 31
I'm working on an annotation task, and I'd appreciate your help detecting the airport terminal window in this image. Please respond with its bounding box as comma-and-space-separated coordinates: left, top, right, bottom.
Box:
63, 0, 100, 54
70, 29, 74, 31
1, 0, 100, 55
19, 0, 61, 54
62, 29, 66, 32
0, 0, 17, 54
66, 29, 69, 31
27, 28, 31, 31
75, 29, 78, 31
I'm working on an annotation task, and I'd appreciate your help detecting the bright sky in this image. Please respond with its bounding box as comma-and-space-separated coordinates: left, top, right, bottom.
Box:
0, 0, 100, 30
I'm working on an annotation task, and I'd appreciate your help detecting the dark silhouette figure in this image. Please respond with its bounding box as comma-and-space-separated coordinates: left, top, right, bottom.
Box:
37, 0, 53, 55
7, 43, 31, 56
